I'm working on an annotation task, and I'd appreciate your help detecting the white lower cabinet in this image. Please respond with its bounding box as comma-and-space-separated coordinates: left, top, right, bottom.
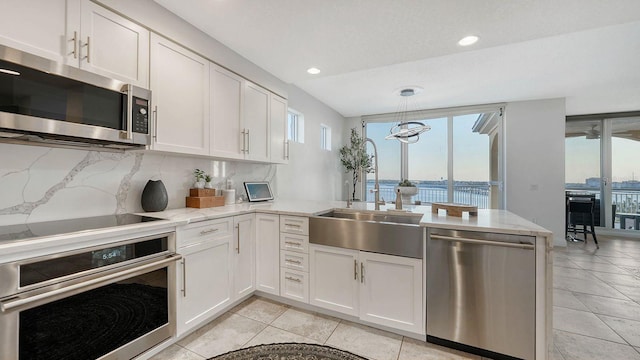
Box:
255, 213, 280, 295
309, 244, 423, 333
176, 218, 233, 336
176, 215, 255, 337
358, 251, 423, 333
233, 214, 255, 299
309, 245, 359, 316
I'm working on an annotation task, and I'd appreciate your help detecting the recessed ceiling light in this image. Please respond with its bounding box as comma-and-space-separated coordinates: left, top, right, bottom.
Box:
458, 35, 479, 46
307, 67, 321, 75
0, 68, 20, 76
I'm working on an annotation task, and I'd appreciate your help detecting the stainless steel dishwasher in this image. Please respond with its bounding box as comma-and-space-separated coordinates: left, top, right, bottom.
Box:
427, 228, 535, 360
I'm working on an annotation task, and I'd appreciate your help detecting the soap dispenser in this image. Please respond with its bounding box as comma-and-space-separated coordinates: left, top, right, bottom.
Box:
395, 188, 403, 210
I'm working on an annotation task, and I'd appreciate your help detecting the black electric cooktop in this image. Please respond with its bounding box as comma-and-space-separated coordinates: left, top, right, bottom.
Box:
0, 214, 163, 243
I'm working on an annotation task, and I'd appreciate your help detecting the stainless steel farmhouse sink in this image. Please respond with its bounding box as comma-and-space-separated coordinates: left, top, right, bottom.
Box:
309, 209, 424, 258
318, 209, 423, 225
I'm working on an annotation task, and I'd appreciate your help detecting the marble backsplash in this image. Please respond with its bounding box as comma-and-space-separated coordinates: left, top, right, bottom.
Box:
0, 143, 276, 226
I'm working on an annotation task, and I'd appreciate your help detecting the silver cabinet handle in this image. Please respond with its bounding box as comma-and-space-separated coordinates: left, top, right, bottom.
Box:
284, 241, 301, 247
235, 224, 240, 254
199, 228, 219, 236
285, 259, 302, 264
241, 129, 247, 153
181, 258, 187, 297
285, 276, 301, 283
69, 31, 78, 59
82, 36, 90, 63
430, 234, 535, 250
245, 128, 250, 154
354, 259, 358, 280
360, 262, 364, 284
284, 140, 289, 160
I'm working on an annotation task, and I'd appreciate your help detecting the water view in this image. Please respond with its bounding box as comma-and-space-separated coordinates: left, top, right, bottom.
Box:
365, 180, 490, 208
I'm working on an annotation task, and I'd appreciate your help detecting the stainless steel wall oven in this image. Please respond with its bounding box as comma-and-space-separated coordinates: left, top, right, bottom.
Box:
0, 232, 181, 360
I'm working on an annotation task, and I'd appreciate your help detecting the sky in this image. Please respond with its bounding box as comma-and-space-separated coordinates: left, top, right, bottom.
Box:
565, 136, 640, 184
364, 113, 490, 182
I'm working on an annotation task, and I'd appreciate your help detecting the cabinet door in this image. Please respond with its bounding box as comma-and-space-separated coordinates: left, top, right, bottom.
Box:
150, 33, 210, 155
176, 238, 232, 336
0, 0, 70, 63
270, 94, 288, 164
309, 244, 359, 316
210, 64, 245, 160
255, 214, 280, 295
243, 82, 270, 162
233, 214, 255, 299
77, 0, 149, 87
359, 251, 423, 334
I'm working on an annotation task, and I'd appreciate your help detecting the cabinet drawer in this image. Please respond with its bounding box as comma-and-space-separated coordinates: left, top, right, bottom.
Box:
280, 268, 309, 303
280, 216, 309, 235
280, 250, 309, 272
280, 233, 309, 253
178, 218, 233, 248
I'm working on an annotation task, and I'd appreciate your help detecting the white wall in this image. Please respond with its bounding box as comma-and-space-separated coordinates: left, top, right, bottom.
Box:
504, 98, 566, 246
277, 86, 346, 201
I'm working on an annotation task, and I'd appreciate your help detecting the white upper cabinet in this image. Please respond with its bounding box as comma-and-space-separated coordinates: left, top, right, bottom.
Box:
270, 94, 289, 164
73, 0, 149, 87
0, 0, 69, 63
210, 64, 245, 160
0, 0, 148, 87
150, 33, 210, 155
243, 82, 271, 162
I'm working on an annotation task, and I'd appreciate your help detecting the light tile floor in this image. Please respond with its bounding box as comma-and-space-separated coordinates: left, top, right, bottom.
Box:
552, 235, 640, 360
152, 236, 640, 360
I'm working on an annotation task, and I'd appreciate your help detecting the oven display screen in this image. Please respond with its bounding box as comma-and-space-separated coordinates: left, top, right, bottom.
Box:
91, 246, 127, 266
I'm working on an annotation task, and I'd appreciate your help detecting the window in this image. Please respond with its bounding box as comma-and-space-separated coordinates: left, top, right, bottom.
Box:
320, 124, 331, 151
287, 109, 304, 143
363, 106, 503, 209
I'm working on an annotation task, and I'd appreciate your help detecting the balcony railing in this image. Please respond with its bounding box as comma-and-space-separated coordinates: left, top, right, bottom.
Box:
366, 183, 490, 208
566, 187, 640, 229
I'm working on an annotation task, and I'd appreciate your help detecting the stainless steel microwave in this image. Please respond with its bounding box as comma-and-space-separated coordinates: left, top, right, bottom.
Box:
0, 45, 151, 149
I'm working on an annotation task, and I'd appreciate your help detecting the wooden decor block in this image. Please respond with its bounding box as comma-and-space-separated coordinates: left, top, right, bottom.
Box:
189, 188, 216, 197
186, 196, 225, 208
431, 202, 478, 217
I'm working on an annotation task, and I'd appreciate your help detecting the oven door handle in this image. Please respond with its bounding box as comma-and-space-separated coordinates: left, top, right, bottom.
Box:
0, 254, 182, 313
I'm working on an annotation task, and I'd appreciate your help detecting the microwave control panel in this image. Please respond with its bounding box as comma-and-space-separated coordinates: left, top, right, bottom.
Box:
132, 97, 149, 134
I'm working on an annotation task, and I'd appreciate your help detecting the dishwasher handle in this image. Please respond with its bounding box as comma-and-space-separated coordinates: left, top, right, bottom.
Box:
430, 234, 535, 250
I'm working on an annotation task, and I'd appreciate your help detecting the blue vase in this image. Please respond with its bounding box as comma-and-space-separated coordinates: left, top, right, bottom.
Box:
141, 180, 168, 212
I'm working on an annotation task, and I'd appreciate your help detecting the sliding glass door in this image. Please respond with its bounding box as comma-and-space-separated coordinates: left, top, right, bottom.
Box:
565, 114, 640, 231
363, 106, 503, 209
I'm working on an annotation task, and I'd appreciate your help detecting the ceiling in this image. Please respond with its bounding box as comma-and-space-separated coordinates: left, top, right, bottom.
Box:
153, 0, 640, 117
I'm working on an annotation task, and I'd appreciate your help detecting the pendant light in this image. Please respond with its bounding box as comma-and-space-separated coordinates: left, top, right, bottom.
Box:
384, 87, 431, 144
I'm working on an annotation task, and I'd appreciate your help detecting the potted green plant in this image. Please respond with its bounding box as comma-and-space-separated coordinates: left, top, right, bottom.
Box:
193, 169, 206, 189
396, 179, 419, 204
339, 128, 374, 201
204, 175, 214, 189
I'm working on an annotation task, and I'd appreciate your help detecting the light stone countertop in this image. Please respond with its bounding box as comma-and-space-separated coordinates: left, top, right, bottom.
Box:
143, 199, 553, 238
0, 199, 552, 264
